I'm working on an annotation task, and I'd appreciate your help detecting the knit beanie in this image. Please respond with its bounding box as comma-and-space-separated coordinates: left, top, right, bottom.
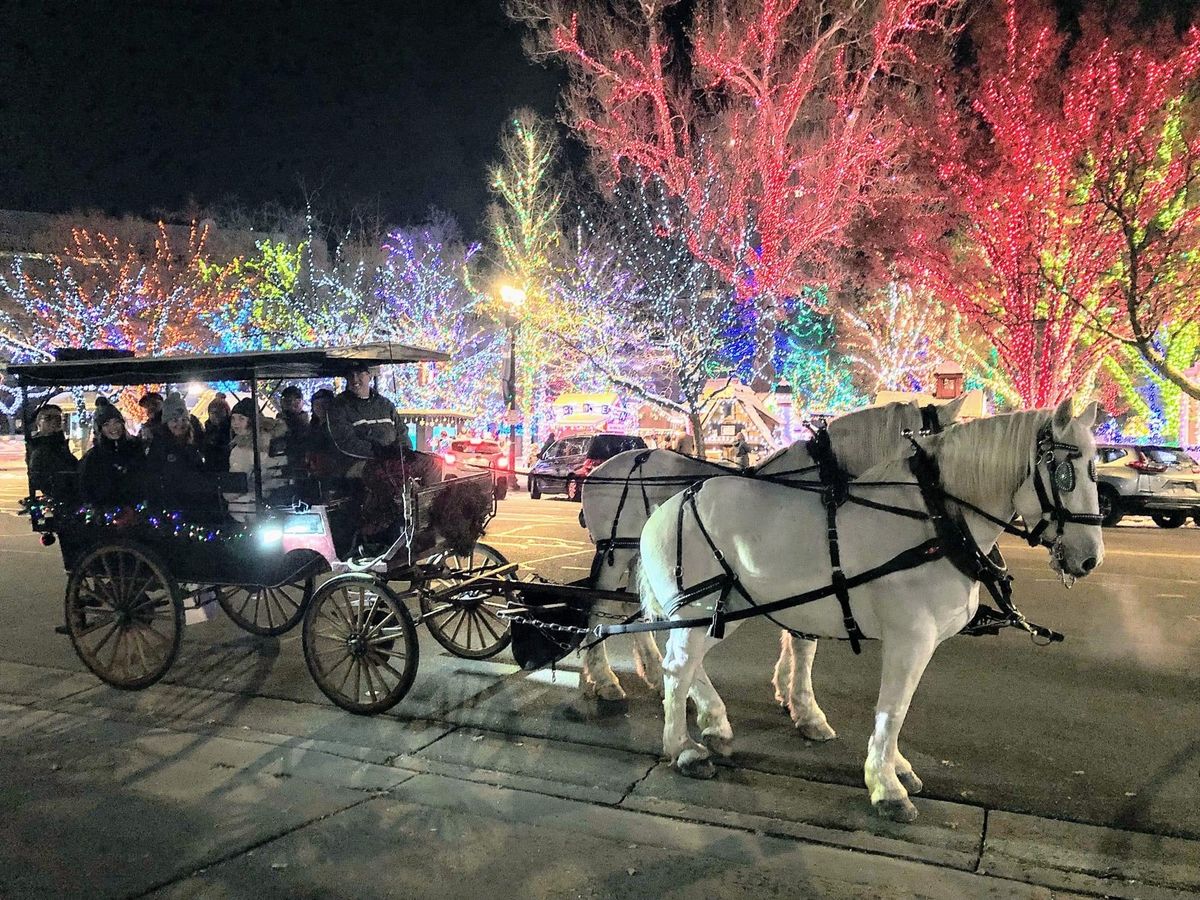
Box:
94, 398, 124, 430
162, 392, 189, 424
230, 397, 256, 419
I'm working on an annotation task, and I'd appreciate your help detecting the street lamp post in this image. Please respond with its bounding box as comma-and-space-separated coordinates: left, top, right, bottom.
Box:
499, 284, 526, 489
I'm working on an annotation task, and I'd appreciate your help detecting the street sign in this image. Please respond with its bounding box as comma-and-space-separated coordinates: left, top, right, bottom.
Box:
502, 409, 523, 425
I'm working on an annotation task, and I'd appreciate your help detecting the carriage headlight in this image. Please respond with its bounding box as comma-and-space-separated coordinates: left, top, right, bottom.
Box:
283, 514, 324, 536
259, 524, 284, 545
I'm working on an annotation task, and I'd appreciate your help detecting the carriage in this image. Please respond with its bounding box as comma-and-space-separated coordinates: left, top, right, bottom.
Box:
7, 343, 525, 714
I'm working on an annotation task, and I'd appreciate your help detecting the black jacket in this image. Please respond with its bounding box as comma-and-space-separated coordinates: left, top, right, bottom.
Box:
326, 390, 400, 467
143, 434, 213, 513
28, 432, 78, 497
79, 437, 143, 507
202, 418, 232, 472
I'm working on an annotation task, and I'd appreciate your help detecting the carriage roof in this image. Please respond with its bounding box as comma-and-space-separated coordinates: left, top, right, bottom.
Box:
1, 342, 450, 387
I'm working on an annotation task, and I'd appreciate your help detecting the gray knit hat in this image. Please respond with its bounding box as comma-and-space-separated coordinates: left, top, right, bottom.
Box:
162, 392, 189, 424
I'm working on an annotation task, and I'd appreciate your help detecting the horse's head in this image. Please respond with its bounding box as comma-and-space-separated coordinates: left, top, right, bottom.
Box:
1012, 399, 1105, 581
828, 395, 968, 476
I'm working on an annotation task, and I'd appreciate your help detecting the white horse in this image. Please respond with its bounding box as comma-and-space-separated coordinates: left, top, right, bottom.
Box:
636, 401, 1103, 822
579, 396, 968, 724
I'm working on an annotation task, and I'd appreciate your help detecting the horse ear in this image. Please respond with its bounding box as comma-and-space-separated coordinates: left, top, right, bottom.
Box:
936, 394, 967, 425
1052, 398, 1074, 431
1074, 400, 1100, 429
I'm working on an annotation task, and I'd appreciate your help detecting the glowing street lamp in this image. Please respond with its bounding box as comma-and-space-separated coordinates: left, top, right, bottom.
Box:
498, 283, 526, 489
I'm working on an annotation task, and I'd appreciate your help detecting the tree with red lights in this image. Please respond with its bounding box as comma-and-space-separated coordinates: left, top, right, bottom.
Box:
510, 0, 961, 325
917, 0, 1200, 408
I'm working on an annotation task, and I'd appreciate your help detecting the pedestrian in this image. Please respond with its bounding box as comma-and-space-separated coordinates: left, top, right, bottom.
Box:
27, 404, 78, 498
732, 429, 750, 470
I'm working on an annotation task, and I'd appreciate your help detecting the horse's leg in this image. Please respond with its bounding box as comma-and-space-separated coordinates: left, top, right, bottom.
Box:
771, 631, 794, 707
581, 551, 634, 702
863, 631, 937, 823
690, 664, 733, 758
785, 635, 837, 742
662, 626, 713, 779
627, 559, 664, 695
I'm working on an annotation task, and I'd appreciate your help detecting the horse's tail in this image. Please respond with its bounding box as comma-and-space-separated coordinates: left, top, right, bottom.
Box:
637, 560, 666, 621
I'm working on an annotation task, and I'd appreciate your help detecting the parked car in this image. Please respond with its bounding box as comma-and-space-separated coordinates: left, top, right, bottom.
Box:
442, 437, 509, 500
528, 433, 648, 501
1094, 444, 1200, 527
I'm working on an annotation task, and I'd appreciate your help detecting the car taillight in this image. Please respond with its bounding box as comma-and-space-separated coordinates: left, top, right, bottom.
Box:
1127, 459, 1167, 474
494, 458, 509, 470
443, 452, 457, 465
578, 458, 598, 476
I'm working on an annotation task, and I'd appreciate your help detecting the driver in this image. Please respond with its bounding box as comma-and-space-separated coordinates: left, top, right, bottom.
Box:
325, 362, 442, 541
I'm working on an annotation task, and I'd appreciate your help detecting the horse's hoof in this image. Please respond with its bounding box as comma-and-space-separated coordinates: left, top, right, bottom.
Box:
873, 797, 919, 823
594, 681, 627, 702
897, 771, 924, 795
797, 720, 837, 742
675, 750, 716, 780
701, 732, 734, 758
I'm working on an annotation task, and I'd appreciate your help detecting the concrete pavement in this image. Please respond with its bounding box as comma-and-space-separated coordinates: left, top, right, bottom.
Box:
5, 657, 1198, 899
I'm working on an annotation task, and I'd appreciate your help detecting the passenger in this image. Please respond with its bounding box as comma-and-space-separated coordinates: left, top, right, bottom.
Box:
139, 389, 203, 446
306, 387, 338, 477
78, 400, 143, 507
27, 404, 78, 498
144, 392, 216, 515
277, 385, 310, 471
223, 397, 288, 522
202, 393, 232, 472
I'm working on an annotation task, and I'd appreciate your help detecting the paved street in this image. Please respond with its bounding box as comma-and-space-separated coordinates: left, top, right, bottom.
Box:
2, 467, 1200, 896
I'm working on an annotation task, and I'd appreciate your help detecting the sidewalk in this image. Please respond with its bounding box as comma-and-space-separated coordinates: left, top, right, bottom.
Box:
3, 659, 1196, 899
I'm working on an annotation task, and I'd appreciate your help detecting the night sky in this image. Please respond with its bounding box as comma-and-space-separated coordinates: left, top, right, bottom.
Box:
0, 0, 563, 236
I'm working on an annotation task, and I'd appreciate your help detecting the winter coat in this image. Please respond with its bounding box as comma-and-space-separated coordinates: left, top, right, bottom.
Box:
306, 414, 339, 477
202, 418, 232, 472
224, 417, 288, 521
143, 432, 216, 515
28, 432, 79, 497
326, 390, 401, 472
79, 436, 143, 507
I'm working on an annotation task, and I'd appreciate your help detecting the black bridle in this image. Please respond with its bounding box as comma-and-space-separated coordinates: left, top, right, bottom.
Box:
1024, 423, 1104, 546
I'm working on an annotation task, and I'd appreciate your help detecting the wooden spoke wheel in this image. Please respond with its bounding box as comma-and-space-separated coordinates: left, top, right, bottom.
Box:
217, 575, 315, 637
302, 575, 418, 715
64, 542, 183, 690
419, 543, 513, 660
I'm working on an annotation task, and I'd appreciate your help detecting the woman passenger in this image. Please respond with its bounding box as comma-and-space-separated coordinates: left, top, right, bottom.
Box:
78, 399, 143, 507
143, 392, 215, 515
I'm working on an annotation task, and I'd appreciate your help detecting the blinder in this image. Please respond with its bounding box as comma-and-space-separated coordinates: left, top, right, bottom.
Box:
1026, 423, 1103, 546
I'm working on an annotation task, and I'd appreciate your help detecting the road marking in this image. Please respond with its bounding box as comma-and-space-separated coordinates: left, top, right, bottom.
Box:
1158, 594, 1188, 599
1005, 543, 1200, 561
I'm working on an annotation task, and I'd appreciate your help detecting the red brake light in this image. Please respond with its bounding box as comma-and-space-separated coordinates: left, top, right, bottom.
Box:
443, 452, 457, 465
578, 458, 598, 476
1127, 459, 1167, 474
494, 458, 509, 470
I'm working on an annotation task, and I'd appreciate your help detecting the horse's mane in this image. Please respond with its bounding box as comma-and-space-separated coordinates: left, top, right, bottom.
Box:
828, 401, 921, 477
919, 408, 1051, 507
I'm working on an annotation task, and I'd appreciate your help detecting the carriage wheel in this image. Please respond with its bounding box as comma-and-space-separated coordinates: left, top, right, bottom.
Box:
217, 575, 315, 637
64, 542, 183, 690
302, 575, 418, 715
419, 543, 514, 660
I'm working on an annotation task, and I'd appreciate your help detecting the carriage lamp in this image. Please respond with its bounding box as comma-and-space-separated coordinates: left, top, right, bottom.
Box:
258, 524, 285, 546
